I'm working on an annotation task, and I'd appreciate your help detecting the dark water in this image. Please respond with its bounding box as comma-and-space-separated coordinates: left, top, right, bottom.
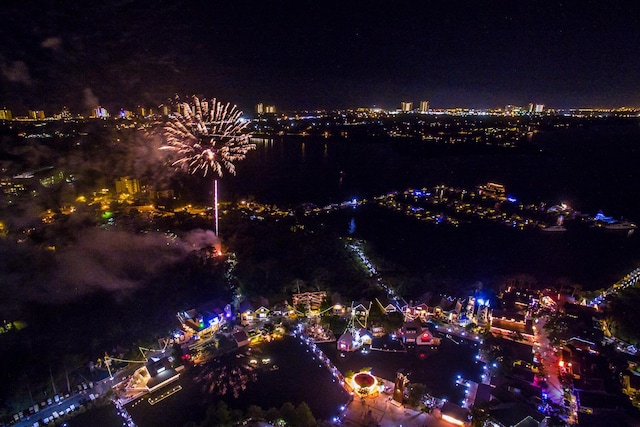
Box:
338, 205, 640, 293
320, 336, 484, 405
123, 336, 482, 426
127, 337, 349, 427
66, 404, 123, 427
220, 123, 640, 292
224, 122, 640, 217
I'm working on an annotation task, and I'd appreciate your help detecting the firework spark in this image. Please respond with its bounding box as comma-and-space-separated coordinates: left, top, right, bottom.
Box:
162, 96, 254, 177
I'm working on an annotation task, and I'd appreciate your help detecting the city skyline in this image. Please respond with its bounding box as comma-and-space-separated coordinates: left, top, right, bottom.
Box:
1, 1, 639, 114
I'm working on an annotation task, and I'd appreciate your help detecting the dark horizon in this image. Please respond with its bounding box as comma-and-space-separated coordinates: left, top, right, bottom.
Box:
1, 1, 640, 114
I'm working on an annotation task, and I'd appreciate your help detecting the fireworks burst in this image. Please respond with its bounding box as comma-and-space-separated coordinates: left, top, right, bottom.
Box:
162, 96, 254, 177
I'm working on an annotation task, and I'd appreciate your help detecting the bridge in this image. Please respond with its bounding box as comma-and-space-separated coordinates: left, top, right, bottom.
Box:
590, 267, 640, 306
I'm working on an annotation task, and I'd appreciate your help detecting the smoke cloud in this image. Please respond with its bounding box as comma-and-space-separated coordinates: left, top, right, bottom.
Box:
0, 228, 220, 315
1, 60, 31, 85
41, 37, 62, 50
0, 120, 223, 315
83, 87, 99, 111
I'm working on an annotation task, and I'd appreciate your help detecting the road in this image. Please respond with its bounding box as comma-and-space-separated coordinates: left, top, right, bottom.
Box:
533, 316, 575, 423
11, 366, 134, 427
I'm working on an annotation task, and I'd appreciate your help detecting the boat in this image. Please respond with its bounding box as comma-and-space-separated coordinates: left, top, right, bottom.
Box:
604, 221, 637, 231
541, 225, 567, 232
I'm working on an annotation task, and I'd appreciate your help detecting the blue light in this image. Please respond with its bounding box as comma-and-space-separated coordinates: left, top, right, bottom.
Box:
507, 196, 517, 203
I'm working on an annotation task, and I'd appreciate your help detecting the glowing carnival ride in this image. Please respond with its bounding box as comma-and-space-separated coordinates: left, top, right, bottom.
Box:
348, 370, 381, 398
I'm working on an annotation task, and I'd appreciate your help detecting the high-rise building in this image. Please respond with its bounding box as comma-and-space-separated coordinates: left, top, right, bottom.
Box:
265, 105, 276, 114
419, 101, 429, 113
534, 104, 545, 113
93, 106, 109, 119
28, 110, 45, 120
401, 102, 413, 112
136, 106, 147, 117
115, 177, 140, 195
256, 103, 264, 115
0, 109, 12, 120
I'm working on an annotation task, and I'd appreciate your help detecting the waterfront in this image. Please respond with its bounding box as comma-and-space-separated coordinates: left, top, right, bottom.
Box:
338, 205, 640, 292
125, 337, 350, 427
221, 127, 640, 292
5, 123, 640, 424
227, 123, 640, 218
119, 332, 482, 426
321, 336, 484, 406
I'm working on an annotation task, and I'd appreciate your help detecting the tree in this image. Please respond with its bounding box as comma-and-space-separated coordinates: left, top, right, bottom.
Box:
247, 405, 264, 421
406, 382, 427, 407
294, 402, 316, 427
280, 402, 296, 426
265, 407, 281, 424
230, 409, 244, 425
471, 406, 489, 427
202, 401, 231, 427
465, 322, 478, 331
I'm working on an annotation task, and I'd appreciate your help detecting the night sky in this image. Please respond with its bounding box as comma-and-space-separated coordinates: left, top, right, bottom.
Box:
1, 1, 639, 114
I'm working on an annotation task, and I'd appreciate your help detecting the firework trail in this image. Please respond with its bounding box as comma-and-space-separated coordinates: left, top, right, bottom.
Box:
162, 96, 254, 177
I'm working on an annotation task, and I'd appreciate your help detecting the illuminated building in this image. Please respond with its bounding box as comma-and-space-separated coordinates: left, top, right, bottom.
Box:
401, 319, 421, 345
534, 104, 545, 113
401, 101, 413, 112
28, 110, 45, 120
337, 327, 371, 352
93, 106, 109, 118
114, 177, 140, 195
419, 100, 429, 113
176, 304, 230, 339
128, 357, 179, 393
0, 108, 12, 120
265, 105, 276, 114
477, 182, 506, 200
504, 104, 525, 115
39, 170, 65, 187
488, 308, 534, 341
0, 177, 25, 196
292, 291, 326, 313
256, 103, 264, 114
